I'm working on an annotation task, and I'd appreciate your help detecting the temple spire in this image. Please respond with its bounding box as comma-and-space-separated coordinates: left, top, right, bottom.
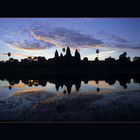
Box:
55, 50, 59, 58
66, 46, 72, 57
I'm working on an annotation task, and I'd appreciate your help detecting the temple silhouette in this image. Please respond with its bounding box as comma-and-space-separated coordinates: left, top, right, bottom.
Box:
0, 46, 140, 71
0, 70, 140, 94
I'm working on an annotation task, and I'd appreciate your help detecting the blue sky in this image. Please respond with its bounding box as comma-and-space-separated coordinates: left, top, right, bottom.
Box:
0, 18, 140, 61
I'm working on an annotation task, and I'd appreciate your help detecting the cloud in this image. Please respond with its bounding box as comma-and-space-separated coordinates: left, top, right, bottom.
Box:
112, 42, 140, 50
98, 31, 128, 43
29, 23, 105, 50
8, 41, 53, 51
1, 22, 105, 51
4, 21, 140, 52
109, 34, 128, 43
1, 24, 55, 51
97, 31, 140, 50
0, 19, 140, 53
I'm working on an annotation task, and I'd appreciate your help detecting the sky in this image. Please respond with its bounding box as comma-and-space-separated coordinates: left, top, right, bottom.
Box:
0, 18, 140, 61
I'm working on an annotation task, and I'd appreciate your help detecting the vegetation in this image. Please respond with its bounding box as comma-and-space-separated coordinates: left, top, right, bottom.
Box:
0, 46, 140, 70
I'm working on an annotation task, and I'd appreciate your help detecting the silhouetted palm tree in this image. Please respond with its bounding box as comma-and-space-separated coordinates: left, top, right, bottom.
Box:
8, 52, 11, 58
62, 48, 65, 55
96, 49, 99, 59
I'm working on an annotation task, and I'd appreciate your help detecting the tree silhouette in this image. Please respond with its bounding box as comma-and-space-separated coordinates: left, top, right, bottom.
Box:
33, 57, 38, 62
95, 57, 99, 62
119, 52, 127, 59
8, 52, 11, 58
28, 57, 32, 62
62, 48, 65, 52
118, 52, 130, 65
133, 56, 140, 62
96, 49, 99, 59
9, 58, 14, 62
62, 48, 66, 55
83, 57, 88, 62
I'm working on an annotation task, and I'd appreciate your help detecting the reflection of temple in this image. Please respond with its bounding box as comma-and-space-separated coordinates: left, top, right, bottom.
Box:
0, 72, 140, 94
54, 80, 81, 94
96, 81, 100, 93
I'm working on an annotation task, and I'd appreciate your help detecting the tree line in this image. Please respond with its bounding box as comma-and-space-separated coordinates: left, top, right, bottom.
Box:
0, 46, 140, 70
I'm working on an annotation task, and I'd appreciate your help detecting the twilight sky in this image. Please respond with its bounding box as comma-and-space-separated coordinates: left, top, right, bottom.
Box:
0, 18, 140, 61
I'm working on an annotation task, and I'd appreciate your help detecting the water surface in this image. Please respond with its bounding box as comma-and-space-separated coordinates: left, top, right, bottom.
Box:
0, 77, 140, 99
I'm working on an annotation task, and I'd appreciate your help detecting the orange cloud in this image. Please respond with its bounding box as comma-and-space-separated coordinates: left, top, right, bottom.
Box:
9, 42, 46, 51
30, 31, 66, 49
11, 88, 46, 96
30, 31, 105, 51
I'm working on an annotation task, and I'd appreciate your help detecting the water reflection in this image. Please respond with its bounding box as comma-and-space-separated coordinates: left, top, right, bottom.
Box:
0, 73, 140, 95
9, 85, 12, 90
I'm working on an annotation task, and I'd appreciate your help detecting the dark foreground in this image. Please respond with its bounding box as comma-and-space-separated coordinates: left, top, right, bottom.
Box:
0, 90, 140, 122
